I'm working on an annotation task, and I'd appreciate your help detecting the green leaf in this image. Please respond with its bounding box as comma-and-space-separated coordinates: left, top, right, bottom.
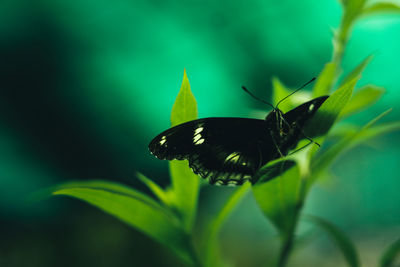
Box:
362, 2, 400, 16
363, 108, 392, 129
313, 62, 338, 97
338, 0, 348, 7
339, 55, 373, 87
341, 0, 368, 25
252, 162, 302, 235
355, 120, 400, 144
306, 76, 358, 138
380, 237, 400, 267
169, 160, 200, 231
252, 143, 314, 236
335, 0, 368, 66
309, 109, 400, 187
50, 181, 195, 264
171, 69, 198, 127
169, 69, 200, 231
340, 85, 385, 118
136, 172, 172, 206
305, 215, 360, 267
52, 180, 167, 205
202, 183, 251, 267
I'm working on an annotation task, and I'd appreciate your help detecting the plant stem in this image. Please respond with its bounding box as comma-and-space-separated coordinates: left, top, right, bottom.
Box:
331, 1, 366, 82
332, 21, 348, 69
188, 241, 203, 267
276, 170, 310, 267
276, 199, 304, 267
277, 228, 296, 267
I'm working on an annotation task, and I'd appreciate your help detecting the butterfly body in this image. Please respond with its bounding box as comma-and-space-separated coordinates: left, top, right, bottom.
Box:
149, 96, 328, 185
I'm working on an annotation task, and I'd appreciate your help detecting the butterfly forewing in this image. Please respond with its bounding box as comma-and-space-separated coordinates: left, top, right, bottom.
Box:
283, 96, 328, 125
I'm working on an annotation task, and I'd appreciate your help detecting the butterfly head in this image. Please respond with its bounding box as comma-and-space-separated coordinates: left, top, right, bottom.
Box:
265, 107, 283, 122
264, 107, 289, 136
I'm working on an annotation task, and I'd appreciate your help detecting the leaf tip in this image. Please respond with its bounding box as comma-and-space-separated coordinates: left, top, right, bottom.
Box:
182, 68, 190, 88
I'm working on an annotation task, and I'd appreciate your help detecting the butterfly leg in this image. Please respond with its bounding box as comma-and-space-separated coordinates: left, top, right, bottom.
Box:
303, 135, 320, 147
288, 140, 313, 155
293, 123, 321, 147
270, 130, 284, 157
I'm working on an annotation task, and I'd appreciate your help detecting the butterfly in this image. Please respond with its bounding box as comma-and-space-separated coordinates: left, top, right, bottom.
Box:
149, 84, 328, 186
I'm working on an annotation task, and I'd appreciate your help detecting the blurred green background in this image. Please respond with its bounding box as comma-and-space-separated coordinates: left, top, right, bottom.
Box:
0, 0, 399, 266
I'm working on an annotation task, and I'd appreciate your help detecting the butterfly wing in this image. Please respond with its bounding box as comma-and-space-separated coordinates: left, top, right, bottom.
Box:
149, 96, 329, 185
283, 96, 328, 125
149, 118, 277, 185
275, 95, 328, 153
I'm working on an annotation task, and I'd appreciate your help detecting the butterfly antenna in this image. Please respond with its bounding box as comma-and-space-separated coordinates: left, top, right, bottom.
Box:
241, 86, 275, 109
275, 77, 316, 108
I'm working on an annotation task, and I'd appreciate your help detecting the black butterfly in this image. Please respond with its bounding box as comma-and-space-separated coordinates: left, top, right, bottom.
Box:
149, 88, 328, 186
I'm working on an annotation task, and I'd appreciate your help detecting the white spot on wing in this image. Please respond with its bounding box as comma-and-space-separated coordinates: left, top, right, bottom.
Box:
308, 103, 315, 112
193, 126, 205, 145
194, 127, 204, 135
193, 134, 201, 143
225, 152, 241, 163
215, 180, 224, 185
195, 138, 205, 145
159, 136, 167, 145
227, 182, 237, 186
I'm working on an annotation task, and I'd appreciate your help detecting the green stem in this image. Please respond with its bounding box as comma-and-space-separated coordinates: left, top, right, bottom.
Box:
276, 199, 304, 267
332, 1, 366, 82
188, 239, 203, 267
276, 173, 309, 267
330, 18, 351, 92
277, 224, 296, 267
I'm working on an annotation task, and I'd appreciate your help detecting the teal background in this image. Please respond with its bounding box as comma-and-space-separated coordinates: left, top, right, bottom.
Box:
0, 0, 399, 266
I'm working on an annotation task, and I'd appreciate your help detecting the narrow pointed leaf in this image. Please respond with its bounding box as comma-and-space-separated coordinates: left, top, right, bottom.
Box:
136, 172, 171, 206
313, 62, 338, 97
305, 215, 360, 267
380, 238, 400, 267
362, 2, 400, 16
340, 55, 373, 87
169, 69, 200, 231
355, 121, 400, 144
171, 69, 198, 127
50, 181, 194, 264
309, 110, 400, 187
340, 85, 385, 118
363, 108, 392, 129
306, 76, 357, 137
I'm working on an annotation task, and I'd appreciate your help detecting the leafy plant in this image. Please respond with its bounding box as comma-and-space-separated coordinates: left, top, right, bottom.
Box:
44, 1, 400, 266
